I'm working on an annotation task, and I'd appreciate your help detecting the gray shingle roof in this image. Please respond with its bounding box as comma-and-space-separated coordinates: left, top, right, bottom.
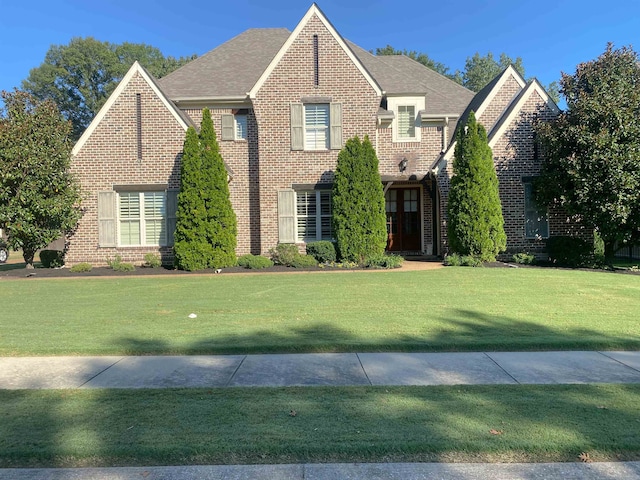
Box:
158, 28, 291, 100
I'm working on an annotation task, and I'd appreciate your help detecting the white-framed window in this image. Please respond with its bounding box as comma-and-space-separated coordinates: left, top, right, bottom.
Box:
524, 182, 549, 239
397, 105, 416, 139
118, 191, 167, 246
304, 104, 329, 150
234, 114, 247, 140
296, 190, 332, 242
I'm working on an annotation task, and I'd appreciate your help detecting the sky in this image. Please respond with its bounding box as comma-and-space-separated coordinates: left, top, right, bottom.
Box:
1, 0, 639, 102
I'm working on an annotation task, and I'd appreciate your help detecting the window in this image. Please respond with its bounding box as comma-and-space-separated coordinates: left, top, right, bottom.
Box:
235, 114, 247, 140
304, 104, 329, 150
524, 182, 549, 239
397, 105, 416, 139
221, 113, 248, 141
296, 190, 332, 241
118, 191, 167, 246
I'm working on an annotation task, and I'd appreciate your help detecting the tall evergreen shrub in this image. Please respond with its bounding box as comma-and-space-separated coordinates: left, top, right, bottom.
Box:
199, 109, 237, 268
332, 136, 387, 263
447, 112, 506, 261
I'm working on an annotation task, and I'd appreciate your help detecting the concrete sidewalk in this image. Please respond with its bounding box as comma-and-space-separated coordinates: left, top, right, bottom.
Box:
1, 350, 640, 389
3, 461, 640, 480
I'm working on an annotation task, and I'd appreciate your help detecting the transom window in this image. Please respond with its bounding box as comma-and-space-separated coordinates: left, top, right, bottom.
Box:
524, 182, 549, 239
296, 190, 332, 241
118, 192, 167, 246
304, 104, 329, 150
397, 105, 416, 139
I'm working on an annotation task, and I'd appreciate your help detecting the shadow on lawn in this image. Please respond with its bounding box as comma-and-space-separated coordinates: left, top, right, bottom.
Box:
2, 313, 639, 468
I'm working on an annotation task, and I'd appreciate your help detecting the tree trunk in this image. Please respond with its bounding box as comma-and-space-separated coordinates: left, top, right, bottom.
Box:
22, 249, 35, 269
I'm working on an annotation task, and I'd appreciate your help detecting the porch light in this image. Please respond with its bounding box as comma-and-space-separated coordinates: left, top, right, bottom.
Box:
399, 157, 408, 173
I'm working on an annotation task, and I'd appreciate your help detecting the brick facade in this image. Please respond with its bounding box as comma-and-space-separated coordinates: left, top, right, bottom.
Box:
67, 8, 576, 266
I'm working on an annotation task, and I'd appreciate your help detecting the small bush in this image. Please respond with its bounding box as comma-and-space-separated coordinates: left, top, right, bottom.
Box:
306, 241, 337, 263
444, 253, 483, 267
593, 231, 605, 267
143, 253, 162, 268
364, 253, 404, 269
107, 255, 136, 272
546, 236, 592, 267
39, 250, 65, 268
69, 262, 92, 272
512, 252, 536, 265
269, 244, 300, 266
290, 254, 318, 268
237, 254, 274, 269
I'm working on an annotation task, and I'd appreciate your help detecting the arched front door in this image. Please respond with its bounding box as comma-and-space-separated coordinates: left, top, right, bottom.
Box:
385, 188, 421, 252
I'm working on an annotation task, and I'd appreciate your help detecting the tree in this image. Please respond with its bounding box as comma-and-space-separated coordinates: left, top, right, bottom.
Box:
173, 110, 236, 271
462, 52, 525, 92
535, 44, 640, 260
447, 112, 506, 261
199, 109, 237, 268
22, 37, 196, 139
373, 45, 454, 79
332, 136, 387, 263
0, 90, 82, 267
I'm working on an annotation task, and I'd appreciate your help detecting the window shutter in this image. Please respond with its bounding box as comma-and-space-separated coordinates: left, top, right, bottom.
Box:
291, 103, 304, 151
278, 189, 296, 243
330, 103, 343, 149
166, 190, 178, 246
221, 114, 234, 140
97, 191, 116, 247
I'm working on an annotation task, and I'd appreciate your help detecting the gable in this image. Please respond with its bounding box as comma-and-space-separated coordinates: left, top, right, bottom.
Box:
72, 62, 191, 156
249, 4, 381, 99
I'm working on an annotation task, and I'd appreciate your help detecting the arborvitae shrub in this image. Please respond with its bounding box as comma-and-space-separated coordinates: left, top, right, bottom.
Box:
447, 112, 506, 261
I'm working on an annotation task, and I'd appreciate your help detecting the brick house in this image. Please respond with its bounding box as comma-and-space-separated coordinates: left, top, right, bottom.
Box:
67, 4, 581, 266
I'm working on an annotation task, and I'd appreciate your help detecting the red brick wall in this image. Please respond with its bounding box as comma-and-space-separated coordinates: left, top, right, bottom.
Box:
477, 74, 523, 133
67, 71, 187, 266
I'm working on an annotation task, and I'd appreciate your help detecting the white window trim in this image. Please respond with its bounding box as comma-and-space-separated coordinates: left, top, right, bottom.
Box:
234, 114, 247, 141
295, 190, 332, 242
304, 104, 330, 151
388, 96, 424, 143
117, 191, 168, 247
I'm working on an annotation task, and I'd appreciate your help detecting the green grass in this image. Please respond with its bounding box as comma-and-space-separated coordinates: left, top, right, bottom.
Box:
1, 384, 639, 467
1, 268, 639, 355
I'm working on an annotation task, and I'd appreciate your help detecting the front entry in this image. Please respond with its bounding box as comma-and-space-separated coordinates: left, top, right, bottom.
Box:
385, 188, 421, 252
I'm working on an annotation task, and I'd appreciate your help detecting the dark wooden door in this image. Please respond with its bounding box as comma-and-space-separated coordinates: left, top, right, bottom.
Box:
386, 188, 420, 251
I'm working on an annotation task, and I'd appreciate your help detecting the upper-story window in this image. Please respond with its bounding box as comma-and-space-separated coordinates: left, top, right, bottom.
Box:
397, 105, 416, 139
221, 112, 248, 141
304, 104, 329, 150
291, 102, 342, 151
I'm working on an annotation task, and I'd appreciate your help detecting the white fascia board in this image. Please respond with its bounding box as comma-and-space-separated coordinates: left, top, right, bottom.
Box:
248, 4, 382, 99
72, 62, 189, 156
488, 81, 559, 149
474, 65, 526, 120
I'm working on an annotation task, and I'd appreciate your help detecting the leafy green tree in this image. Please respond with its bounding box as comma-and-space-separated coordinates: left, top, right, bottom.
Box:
22, 37, 196, 139
173, 126, 210, 271
0, 90, 82, 267
373, 45, 454, 79
199, 109, 237, 268
447, 112, 506, 261
462, 52, 525, 92
332, 136, 387, 263
535, 44, 640, 260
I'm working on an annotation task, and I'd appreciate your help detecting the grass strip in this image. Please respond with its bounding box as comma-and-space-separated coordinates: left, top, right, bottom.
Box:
1, 268, 640, 355
1, 384, 640, 467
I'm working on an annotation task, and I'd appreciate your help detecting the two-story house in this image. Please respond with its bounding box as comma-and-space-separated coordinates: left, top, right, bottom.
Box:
66, 4, 583, 266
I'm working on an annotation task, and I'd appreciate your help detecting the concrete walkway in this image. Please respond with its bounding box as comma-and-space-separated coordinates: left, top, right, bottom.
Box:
1, 350, 640, 389
3, 351, 640, 479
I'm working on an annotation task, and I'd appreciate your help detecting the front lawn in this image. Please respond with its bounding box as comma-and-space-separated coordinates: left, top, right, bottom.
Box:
1, 384, 639, 467
1, 268, 639, 355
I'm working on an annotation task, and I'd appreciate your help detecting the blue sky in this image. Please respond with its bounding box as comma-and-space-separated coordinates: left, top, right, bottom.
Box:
1, 0, 638, 100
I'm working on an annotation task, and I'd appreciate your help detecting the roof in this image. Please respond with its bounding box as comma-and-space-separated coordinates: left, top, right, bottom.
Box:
158, 29, 291, 100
